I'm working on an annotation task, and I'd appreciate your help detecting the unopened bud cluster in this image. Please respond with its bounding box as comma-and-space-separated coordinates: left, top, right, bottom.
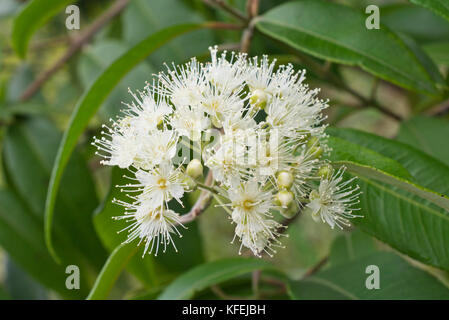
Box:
93, 46, 361, 257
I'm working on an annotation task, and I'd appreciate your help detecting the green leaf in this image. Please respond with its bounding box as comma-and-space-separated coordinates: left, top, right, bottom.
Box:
410, 0, 449, 23
0, 285, 9, 300
5, 258, 47, 300
11, 0, 74, 58
77, 39, 155, 120
0, 189, 86, 298
289, 252, 449, 299
329, 230, 377, 267
122, 0, 213, 66
158, 258, 272, 300
397, 116, 449, 167
86, 243, 139, 300
328, 128, 449, 270
423, 42, 449, 65
383, 4, 449, 43
327, 135, 449, 212
256, 0, 441, 94
44, 23, 206, 262
3, 117, 107, 273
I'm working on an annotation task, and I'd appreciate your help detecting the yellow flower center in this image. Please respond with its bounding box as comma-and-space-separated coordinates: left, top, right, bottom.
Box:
157, 178, 167, 189
242, 199, 255, 211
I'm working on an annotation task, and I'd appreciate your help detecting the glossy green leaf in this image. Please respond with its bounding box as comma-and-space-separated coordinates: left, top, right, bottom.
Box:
158, 258, 272, 300
327, 135, 449, 212
11, 0, 74, 58
86, 243, 139, 300
328, 128, 449, 270
3, 117, 106, 273
289, 252, 449, 299
397, 116, 449, 167
410, 0, 449, 23
256, 0, 442, 94
44, 23, 206, 261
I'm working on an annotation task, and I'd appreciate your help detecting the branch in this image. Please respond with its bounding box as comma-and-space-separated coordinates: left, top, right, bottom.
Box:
179, 170, 214, 224
20, 0, 130, 101
303, 255, 329, 278
239, 19, 256, 54
204, 0, 248, 23
239, 0, 259, 53
427, 98, 449, 117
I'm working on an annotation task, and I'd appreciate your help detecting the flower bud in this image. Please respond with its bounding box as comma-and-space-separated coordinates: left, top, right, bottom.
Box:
276, 170, 294, 189
318, 164, 334, 179
275, 190, 294, 208
309, 189, 320, 201
280, 200, 299, 219
182, 175, 197, 191
250, 89, 269, 109
186, 159, 203, 178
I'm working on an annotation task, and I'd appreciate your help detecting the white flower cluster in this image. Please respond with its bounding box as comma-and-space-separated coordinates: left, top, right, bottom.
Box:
93, 46, 361, 257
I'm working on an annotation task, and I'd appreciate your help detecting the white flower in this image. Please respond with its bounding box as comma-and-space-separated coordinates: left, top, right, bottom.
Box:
254, 132, 295, 180
133, 162, 187, 209
198, 83, 244, 127
158, 58, 206, 108
290, 144, 320, 200
125, 88, 172, 133
306, 167, 361, 229
93, 121, 141, 169
93, 46, 361, 259
206, 46, 248, 94
246, 55, 277, 95
170, 105, 210, 141
115, 200, 184, 256
227, 180, 279, 256
204, 132, 249, 185
139, 129, 178, 168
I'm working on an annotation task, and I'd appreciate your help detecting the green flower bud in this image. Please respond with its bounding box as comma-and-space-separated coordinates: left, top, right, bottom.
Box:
309, 189, 320, 201
182, 175, 197, 191
275, 190, 294, 208
280, 200, 299, 219
186, 159, 203, 179
318, 164, 334, 179
276, 170, 294, 189
250, 89, 269, 109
